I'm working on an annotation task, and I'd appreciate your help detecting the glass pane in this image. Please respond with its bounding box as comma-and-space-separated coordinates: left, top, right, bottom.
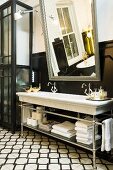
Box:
0, 18, 1, 57
4, 56, 9, 64
63, 36, 72, 60
4, 68, 11, 77
8, 7, 11, 15
3, 16, 8, 59
9, 15, 11, 58
16, 68, 30, 92
3, 77, 8, 118
3, 9, 8, 16
16, 5, 30, 65
3, 14, 11, 64
69, 33, 79, 58
57, 8, 66, 34
3, 70, 11, 123
0, 70, 2, 77
63, 7, 73, 33
8, 76, 11, 124
0, 77, 1, 120
3, 7, 11, 17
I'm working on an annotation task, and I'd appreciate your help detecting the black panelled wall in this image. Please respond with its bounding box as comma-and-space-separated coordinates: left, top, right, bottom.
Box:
38, 40, 113, 97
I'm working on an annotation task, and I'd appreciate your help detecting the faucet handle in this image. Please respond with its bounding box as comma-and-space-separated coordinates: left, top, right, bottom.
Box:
47, 81, 58, 93
81, 83, 87, 88
51, 86, 57, 93
47, 82, 52, 86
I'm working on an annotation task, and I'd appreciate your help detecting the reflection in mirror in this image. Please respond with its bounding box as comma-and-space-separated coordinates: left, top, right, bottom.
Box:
40, 0, 100, 81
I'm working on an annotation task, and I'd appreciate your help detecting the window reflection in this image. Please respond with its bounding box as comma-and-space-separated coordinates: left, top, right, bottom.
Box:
57, 5, 79, 64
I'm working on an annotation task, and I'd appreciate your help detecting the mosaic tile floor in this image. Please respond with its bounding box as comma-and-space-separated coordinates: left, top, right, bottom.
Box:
0, 127, 113, 170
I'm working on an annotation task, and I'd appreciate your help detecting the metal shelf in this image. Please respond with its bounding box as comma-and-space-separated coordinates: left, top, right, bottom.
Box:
23, 123, 101, 152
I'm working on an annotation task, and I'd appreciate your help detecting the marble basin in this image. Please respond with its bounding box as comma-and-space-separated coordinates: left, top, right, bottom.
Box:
17, 91, 113, 115
17, 91, 112, 105
76, 55, 95, 68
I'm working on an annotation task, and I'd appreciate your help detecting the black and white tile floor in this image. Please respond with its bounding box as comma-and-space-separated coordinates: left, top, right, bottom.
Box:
0, 127, 113, 170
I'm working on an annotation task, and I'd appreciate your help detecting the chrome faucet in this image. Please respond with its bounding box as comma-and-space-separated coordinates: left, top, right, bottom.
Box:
47, 82, 57, 93
81, 83, 87, 89
88, 83, 92, 95
81, 83, 92, 96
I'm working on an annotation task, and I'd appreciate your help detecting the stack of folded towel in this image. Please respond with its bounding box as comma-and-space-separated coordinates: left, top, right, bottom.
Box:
38, 120, 59, 132
51, 121, 76, 138
75, 118, 101, 145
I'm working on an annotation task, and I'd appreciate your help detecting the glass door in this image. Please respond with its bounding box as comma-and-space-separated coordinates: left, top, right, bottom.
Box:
0, 5, 12, 127
0, 1, 32, 132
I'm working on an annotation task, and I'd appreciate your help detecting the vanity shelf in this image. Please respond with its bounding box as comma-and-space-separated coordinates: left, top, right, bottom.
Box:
24, 123, 101, 152
17, 91, 113, 170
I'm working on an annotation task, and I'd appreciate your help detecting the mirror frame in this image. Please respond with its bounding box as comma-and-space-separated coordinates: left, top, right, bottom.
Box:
40, 0, 101, 81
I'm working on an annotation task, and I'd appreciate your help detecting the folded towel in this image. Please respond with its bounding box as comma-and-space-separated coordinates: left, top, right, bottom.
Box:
75, 126, 98, 134
76, 134, 101, 141
76, 132, 91, 139
77, 139, 92, 145
75, 116, 99, 129
76, 132, 100, 139
39, 121, 59, 132
101, 118, 113, 152
75, 121, 93, 129
52, 121, 75, 133
51, 129, 76, 138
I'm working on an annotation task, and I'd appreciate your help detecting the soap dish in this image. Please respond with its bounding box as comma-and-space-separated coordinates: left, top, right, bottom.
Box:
25, 87, 41, 93
86, 97, 111, 101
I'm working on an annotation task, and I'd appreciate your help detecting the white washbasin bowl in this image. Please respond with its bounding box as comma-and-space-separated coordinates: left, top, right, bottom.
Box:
21, 91, 86, 102
30, 91, 86, 100
76, 55, 95, 68
17, 91, 112, 106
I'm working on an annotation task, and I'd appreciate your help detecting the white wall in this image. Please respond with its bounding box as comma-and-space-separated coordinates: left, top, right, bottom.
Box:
1, 0, 113, 54
97, 0, 113, 42
18, 0, 45, 53
32, 6, 45, 53
22, 0, 113, 46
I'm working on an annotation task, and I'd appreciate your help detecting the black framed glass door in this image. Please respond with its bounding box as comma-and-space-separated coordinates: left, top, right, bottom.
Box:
0, 0, 32, 132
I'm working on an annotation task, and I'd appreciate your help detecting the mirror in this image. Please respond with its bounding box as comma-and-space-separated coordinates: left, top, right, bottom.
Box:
40, 0, 101, 81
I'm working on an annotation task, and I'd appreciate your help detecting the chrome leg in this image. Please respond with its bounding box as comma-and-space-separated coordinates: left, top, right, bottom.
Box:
111, 110, 113, 118
77, 112, 80, 118
111, 110, 113, 155
93, 116, 97, 170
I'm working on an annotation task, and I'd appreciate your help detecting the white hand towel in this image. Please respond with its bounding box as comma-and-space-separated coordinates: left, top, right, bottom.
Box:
111, 120, 113, 149
75, 121, 93, 129
77, 139, 92, 145
76, 132, 100, 139
52, 121, 75, 133
101, 118, 113, 152
51, 129, 76, 138
76, 134, 101, 142
75, 126, 98, 134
